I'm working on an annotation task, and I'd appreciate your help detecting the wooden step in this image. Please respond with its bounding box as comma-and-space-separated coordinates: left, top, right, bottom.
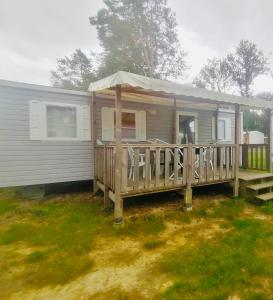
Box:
256, 192, 273, 202
239, 173, 273, 182
247, 181, 273, 191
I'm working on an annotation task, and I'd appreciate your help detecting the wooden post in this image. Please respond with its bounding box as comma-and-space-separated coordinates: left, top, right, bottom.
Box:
114, 85, 123, 225
92, 92, 98, 194
184, 144, 193, 211
266, 109, 272, 173
173, 97, 177, 143
233, 104, 240, 197
103, 145, 111, 209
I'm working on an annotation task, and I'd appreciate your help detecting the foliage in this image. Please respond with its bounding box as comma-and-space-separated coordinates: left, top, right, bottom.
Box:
160, 218, 273, 299
51, 49, 97, 91
90, 0, 187, 79
226, 40, 269, 97
193, 57, 233, 93
243, 109, 265, 132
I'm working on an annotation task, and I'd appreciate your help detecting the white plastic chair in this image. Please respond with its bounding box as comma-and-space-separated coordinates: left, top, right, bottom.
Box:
128, 146, 146, 180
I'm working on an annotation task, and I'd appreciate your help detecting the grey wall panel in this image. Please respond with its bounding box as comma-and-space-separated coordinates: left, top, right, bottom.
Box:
0, 85, 93, 187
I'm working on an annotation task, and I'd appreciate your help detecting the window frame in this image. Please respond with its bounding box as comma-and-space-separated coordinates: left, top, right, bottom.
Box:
176, 111, 199, 144
112, 108, 140, 142
217, 117, 231, 142
44, 102, 81, 141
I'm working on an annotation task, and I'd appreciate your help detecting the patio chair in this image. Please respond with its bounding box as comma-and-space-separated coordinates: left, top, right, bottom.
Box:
128, 146, 146, 180
194, 146, 214, 179
169, 148, 184, 180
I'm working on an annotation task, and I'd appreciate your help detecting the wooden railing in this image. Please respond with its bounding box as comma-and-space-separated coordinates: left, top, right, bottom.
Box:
95, 143, 237, 196
240, 144, 268, 170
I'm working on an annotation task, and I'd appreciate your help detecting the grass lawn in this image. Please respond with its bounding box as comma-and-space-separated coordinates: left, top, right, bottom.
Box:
1, 188, 273, 299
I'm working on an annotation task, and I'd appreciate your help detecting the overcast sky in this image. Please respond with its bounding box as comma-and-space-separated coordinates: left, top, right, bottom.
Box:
1, 0, 273, 94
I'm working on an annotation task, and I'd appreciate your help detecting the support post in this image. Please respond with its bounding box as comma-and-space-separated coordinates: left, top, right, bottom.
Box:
103, 145, 111, 209
233, 104, 240, 197
114, 85, 123, 225
184, 143, 193, 211
173, 97, 177, 144
266, 109, 272, 173
92, 92, 98, 194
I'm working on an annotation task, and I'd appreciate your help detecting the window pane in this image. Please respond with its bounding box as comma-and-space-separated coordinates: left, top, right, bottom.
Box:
115, 112, 136, 129
122, 112, 135, 128
218, 119, 225, 140
47, 105, 77, 138
179, 115, 196, 144
114, 111, 136, 139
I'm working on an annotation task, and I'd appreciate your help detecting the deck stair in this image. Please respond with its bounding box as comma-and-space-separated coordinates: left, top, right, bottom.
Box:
239, 172, 273, 203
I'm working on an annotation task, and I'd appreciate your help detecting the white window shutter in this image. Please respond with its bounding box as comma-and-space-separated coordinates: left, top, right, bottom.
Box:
136, 110, 146, 141
226, 118, 232, 141
79, 105, 91, 141
29, 100, 45, 140
101, 107, 114, 141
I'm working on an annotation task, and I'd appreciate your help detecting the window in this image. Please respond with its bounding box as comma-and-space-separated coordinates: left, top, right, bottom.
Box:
29, 100, 91, 141
47, 105, 77, 138
101, 107, 146, 141
176, 112, 198, 144
114, 111, 136, 139
218, 119, 226, 140
217, 117, 231, 141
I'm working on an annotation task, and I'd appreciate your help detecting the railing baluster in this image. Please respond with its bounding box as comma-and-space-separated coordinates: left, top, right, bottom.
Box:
174, 147, 178, 186
165, 148, 170, 187
121, 148, 128, 193
225, 147, 229, 178
133, 148, 139, 191
199, 147, 204, 183
145, 148, 150, 190
155, 148, 161, 188
220, 147, 224, 180
182, 147, 187, 185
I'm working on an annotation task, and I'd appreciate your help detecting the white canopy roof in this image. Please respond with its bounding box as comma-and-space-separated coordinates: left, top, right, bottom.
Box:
89, 71, 273, 109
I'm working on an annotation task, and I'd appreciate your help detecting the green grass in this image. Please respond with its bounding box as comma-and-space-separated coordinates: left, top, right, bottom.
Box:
0, 193, 108, 287
260, 201, 273, 215
160, 218, 273, 299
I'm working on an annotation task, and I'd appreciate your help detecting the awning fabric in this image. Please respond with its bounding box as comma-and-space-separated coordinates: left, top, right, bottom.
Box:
88, 71, 273, 109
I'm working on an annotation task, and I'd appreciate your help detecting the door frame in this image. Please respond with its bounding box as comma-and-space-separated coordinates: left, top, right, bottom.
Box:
176, 111, 198, 144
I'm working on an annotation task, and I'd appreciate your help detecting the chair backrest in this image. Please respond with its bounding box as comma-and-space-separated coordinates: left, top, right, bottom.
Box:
127, 146, 135, 164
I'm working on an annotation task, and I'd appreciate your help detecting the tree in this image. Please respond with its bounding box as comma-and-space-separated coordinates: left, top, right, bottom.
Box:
89, 0, 187, 79
226, 40, 269, 97
193, 58, 232, 93
51, 49, 97, 91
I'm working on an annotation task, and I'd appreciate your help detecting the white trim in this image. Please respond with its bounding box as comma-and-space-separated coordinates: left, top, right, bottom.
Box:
44, 102, 80, 141
176, 111, 198, 144
29, 100, 91, 141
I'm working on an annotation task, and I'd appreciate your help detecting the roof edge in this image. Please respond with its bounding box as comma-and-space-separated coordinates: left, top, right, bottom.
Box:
0, 79, 90, 96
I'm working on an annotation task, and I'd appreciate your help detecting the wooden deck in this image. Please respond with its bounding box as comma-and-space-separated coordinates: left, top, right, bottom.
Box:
95, 144, 237, 200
